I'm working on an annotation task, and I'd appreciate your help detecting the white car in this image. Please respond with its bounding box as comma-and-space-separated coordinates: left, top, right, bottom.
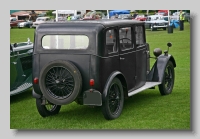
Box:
145, 15, 169, 31
17, 20, 33, 28
32, 17, 52, 28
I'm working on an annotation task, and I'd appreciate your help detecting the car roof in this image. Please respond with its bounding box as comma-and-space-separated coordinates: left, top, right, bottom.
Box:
39, 19, 143, 27
36, 19, 144, 33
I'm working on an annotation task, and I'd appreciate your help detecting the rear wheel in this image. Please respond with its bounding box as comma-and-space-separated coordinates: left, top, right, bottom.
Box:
36, 97, 61, 117
102, 78, 124, 120
158, 61, 175, 95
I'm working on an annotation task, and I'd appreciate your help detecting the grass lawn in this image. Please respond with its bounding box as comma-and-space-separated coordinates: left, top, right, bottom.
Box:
10, 22, 190, 129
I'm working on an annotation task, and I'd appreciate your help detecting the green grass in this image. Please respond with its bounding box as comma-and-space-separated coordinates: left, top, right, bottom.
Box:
10, 22, 190, 130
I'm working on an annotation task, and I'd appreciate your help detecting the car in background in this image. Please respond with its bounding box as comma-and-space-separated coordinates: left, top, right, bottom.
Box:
17, 20, 33, 28
134, 15, 147, 21
83, 11, 106, 20
55, 17, 66, 22
10, 17, 25, 28
32, 17, 52, 28
145, 15, 169, 31
184, 12, 190, 22
10, 38, 33, 96
118, 14, 133, 19
156, 10, 168, 16
71, 15, 83, 20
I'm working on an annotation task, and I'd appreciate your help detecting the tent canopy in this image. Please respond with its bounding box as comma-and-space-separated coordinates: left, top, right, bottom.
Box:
109, 10, 130, 17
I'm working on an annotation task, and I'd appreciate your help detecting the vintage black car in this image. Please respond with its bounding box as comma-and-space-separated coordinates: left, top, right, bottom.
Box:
32, 19, 176, 120
10, 38, 33, 96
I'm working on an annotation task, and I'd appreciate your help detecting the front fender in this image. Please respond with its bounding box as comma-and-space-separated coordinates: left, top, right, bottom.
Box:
147, 54, 176, 82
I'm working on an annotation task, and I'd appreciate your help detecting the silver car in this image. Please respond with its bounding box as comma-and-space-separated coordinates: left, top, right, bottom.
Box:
32, 17, 52, 28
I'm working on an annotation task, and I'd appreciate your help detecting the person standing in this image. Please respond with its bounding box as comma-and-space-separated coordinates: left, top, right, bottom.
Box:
179, 10, 185, 31
67, 14, 71, 21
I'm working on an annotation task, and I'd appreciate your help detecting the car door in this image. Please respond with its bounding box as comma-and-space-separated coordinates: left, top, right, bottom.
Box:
118, 26, 136, 91
133, 25, 148, 89
10, 44, 32, 91
10, 44, 24, 90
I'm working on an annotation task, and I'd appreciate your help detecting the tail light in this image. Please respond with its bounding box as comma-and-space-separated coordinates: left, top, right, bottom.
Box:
34, 77, 39, 84
90, 79, 94, 86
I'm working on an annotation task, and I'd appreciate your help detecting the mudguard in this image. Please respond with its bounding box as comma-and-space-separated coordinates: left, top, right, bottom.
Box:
147, 54, 176, 82
102, 71, 128, 103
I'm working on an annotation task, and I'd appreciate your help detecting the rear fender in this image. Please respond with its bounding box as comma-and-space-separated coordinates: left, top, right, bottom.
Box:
147, 54, 176, 82
102, 71, 128, 103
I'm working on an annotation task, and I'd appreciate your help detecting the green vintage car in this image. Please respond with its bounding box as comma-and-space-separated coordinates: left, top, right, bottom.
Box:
10, 38, 33, 96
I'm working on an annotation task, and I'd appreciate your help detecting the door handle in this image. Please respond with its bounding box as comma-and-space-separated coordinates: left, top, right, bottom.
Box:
120, 57, 125, 60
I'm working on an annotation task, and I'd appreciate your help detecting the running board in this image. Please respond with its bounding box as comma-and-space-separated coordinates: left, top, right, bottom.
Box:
10, 82, 32, 96
128, 82, 161, 97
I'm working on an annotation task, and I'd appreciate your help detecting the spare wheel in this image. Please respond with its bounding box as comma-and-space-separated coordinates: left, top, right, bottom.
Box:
39, 60, 82, 105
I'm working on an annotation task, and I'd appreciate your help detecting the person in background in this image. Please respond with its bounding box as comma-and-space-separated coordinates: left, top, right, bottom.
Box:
179, 10, 185, 31
67, 14, 71, 21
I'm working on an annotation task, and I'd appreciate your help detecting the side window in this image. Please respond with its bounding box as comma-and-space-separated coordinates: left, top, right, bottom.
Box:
119, 27, 132, 51
135, 26, 144, 46
105, 29, 117, 54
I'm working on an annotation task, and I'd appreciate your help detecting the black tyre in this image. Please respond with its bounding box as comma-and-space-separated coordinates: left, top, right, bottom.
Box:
39, 60, 82, 105
102, 78, 124, 120
36, 97, 61, 117
163, 27, 166, 30
158, 61, 175, 95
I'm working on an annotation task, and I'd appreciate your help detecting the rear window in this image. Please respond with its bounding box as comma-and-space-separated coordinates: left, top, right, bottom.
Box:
42, 35, 89, 49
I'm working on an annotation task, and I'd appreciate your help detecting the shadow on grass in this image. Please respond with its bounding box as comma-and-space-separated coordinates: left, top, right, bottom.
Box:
46, 90, 165, 122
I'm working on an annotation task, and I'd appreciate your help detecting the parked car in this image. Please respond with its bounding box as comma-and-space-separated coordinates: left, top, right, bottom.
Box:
17, 20, 33, 28
184, 12, 190, 22
10, 17, 25, 28
32, 17, 52, 28
145, 15, 169, 31
134, 15, 147, 21
156, 10, 168, 16
55, 17, 66, 22
118, 14, 133, 19
10, 38, 33, 96
71, 15, 82, 20
83, 11, 106, 20
32, 19, 176, 120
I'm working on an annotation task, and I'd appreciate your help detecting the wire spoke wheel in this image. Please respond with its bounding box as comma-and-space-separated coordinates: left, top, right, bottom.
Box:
36, 98, 61, 117
108, 84, 121, 115
159, 61, 175, 95
164, 67, 173, 91
39, 60, 82, 105
45, 66, 75, 99
102, 78, 124, 120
